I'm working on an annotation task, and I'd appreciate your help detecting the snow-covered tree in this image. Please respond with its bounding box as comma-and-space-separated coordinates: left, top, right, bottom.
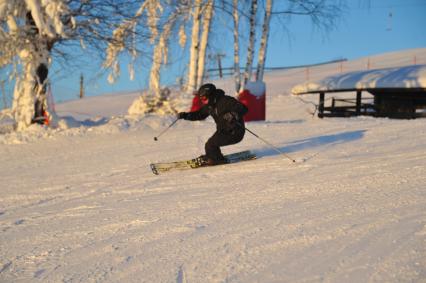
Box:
104, 0, 163, 84
0, 0, 158, 130
1, 0, 72, 130
114, 0, 344, 111
144, 6, 180, 115
126, 1, 193, 116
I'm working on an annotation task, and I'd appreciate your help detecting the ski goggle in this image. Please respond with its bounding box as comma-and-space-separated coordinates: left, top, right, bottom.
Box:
200, 95, 209, 104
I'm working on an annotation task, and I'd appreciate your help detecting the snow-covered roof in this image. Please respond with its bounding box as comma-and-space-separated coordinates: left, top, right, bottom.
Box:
291, 64, 426, 95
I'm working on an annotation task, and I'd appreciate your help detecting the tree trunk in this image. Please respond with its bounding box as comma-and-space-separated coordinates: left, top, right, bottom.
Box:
12, 50, 50, 130
256, 0, 272, 82
148, 18, 175, 114
12, 11, 52, 131
186, 0, 203, 94
242, 0, 257, 89
196, 0, 214, 89
150, 21, 173, 95
12, 61, 36, 131
233, 0, 241, 94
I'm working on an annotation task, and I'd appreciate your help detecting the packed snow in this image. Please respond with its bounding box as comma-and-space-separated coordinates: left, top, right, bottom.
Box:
1, 49, 426, 282
291, 64, 426, 94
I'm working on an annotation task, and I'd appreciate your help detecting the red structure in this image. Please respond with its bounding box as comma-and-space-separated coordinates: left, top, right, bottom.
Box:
238, 81, 266, 121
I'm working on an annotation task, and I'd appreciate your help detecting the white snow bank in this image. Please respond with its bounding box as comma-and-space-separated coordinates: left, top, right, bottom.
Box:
0, 114, 177, 144
54, 91, 141, 120
291, 65, 426, 94
244, 81, 266, 97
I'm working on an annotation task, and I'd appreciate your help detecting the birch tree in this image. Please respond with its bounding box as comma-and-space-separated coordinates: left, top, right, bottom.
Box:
186, 0, 203, 93
255, 0, 272, 82
242, 0, 258, 90
232, 0, 242, 94
0, 0, 71, 130
196, 0, 214, 89
127, 16, 173, 116
132, 17, 176, 116
104, 0, 163, 84
0, 0, 155, 130
129, 1, 195, 115
233, 0, 343, 92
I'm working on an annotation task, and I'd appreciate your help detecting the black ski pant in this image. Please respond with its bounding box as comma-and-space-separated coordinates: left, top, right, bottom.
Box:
205, 128, 245, 161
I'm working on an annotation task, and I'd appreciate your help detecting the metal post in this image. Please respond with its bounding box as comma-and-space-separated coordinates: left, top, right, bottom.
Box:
356, 90, 362, 115
1, 80, 7, 109
318, 92, 325, 118
79, 74, 84, 99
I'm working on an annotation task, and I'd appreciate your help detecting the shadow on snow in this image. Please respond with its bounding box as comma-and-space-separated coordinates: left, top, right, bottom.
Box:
253, 129, 366, 160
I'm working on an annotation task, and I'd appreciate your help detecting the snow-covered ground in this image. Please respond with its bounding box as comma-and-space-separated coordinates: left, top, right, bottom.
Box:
291, 64, 426, 94
1, 48, 426, 282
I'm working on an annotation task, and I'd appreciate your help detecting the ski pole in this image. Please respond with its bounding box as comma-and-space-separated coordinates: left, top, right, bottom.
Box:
245, 127, 296, 163
154, 118, 179, 141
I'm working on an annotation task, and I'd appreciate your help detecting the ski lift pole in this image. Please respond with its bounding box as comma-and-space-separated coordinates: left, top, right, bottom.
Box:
154, 118, 179, 141
245, 127, 296, 163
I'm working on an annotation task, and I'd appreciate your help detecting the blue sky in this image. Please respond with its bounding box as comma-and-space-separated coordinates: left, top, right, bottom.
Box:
267, 0, 425, 63
3, 0, 426, 108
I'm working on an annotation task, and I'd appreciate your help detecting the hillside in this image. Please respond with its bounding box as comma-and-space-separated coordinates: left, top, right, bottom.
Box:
1, 48, 425, 282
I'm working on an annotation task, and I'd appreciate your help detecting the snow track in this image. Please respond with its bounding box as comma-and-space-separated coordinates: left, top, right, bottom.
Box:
1, 107, 425, 282
1, 49, 426, 282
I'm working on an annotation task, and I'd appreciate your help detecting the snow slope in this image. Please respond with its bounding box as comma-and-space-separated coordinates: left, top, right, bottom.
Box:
1, 48, 426, 282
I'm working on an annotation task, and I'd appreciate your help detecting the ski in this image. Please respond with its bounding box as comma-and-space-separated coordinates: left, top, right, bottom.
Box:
150, 150, 256, 175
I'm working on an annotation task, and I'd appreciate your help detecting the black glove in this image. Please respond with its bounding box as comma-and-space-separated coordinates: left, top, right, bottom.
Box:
177, 112, 188, 120
223, 112, 239, 123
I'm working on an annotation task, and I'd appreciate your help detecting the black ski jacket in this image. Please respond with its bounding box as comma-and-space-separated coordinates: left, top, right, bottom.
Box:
184, 90, 248, 134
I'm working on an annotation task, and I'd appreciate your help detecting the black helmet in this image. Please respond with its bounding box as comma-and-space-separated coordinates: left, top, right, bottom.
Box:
197, 83, 216, 98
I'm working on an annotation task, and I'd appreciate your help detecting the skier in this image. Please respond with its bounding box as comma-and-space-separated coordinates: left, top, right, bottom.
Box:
178, 83, 248, 166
